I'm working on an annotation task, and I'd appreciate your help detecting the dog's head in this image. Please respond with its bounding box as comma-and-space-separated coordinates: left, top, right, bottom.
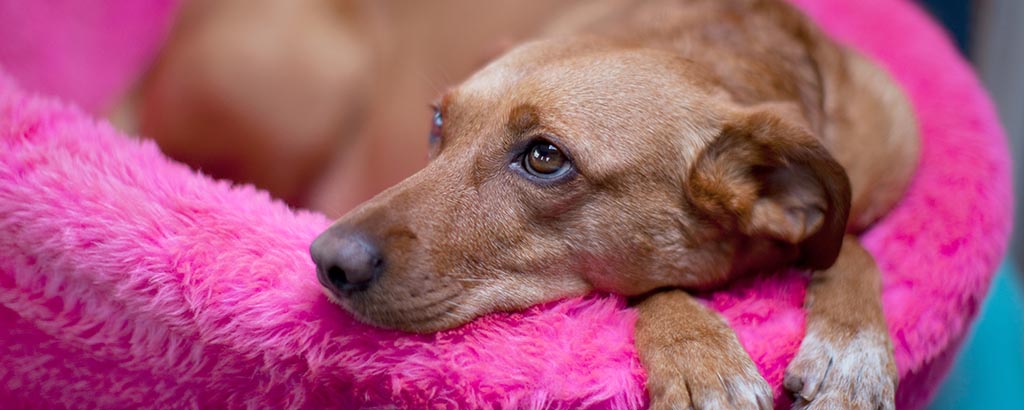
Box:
310, 39, 850, 332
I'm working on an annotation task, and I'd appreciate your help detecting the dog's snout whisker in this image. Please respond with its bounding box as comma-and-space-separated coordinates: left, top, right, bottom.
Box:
455, 277, 493, 283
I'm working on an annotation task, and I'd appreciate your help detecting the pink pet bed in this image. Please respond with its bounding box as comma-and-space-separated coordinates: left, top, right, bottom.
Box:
0, 0, 1011, 408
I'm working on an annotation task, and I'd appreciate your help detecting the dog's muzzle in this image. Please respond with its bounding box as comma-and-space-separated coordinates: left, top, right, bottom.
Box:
310, 226, 384, 296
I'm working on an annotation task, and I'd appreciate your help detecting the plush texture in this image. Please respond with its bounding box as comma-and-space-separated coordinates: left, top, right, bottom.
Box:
0, 0, 1011, 408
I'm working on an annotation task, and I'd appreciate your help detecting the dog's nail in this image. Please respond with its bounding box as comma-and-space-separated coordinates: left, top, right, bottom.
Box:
783, 373, 803, 394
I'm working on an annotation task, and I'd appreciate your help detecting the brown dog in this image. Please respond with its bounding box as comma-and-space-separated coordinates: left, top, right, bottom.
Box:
310, 0, 918, 408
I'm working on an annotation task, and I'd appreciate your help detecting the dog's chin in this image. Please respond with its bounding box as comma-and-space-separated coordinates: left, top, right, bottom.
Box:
322, 287, 476, 333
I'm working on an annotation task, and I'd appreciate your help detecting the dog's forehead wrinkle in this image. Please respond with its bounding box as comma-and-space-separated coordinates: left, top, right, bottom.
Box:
510, 79, 715, 177
455, 53, 720, 181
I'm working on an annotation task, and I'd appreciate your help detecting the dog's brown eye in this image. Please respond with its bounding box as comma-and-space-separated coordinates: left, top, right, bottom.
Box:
524, 141, 569, 177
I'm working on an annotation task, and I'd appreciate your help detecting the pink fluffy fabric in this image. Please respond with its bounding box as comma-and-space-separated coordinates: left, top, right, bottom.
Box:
0, 0, 1010, 408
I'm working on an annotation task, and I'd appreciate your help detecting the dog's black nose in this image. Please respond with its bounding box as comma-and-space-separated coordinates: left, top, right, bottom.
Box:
310, 227, 383, 295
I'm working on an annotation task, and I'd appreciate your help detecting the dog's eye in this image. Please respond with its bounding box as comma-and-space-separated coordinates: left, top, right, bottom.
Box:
429, 108, 443, 145
524, 141, 570, 177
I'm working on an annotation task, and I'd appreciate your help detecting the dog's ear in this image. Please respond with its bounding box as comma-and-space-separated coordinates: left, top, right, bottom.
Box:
686, 107, 851, 270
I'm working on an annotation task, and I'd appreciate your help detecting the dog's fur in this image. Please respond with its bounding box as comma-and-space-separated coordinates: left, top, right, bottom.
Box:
312, 0, 917, 408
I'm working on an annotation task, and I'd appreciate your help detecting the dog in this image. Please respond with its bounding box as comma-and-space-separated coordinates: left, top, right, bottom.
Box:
310, 0, 918, 408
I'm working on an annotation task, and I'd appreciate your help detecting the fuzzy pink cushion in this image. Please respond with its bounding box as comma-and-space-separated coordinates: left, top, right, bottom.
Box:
0, 0, 1011, 408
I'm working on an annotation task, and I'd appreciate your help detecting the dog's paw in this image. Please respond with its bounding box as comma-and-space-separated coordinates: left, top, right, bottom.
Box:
784, 329, 897, 410
647, 351, 773, 410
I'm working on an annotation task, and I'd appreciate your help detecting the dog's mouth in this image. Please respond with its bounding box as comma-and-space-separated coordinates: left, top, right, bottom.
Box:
322, 285, 477, 333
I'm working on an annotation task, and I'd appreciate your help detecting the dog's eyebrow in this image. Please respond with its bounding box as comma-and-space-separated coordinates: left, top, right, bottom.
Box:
506, 103, 541, 135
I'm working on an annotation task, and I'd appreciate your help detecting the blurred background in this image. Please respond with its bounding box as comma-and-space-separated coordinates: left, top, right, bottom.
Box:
915, 0, 1024, 408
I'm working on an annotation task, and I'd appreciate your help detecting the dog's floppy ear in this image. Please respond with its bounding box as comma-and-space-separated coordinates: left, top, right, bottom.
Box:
686, 106, 851, 270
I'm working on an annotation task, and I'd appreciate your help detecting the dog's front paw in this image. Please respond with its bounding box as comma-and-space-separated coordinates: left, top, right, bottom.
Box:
646, 347, 773, 410
784, 328, 897, 410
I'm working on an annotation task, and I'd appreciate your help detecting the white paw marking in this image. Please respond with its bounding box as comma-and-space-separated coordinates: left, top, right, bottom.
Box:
785, 329, 897, 410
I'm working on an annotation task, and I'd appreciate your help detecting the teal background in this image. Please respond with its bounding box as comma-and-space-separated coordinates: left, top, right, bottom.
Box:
930, 263, 1024, 409
912, 1, 1024, 407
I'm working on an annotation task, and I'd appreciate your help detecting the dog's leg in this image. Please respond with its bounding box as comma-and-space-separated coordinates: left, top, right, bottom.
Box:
784, 235, 897, 409
636, 290, 772, 410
